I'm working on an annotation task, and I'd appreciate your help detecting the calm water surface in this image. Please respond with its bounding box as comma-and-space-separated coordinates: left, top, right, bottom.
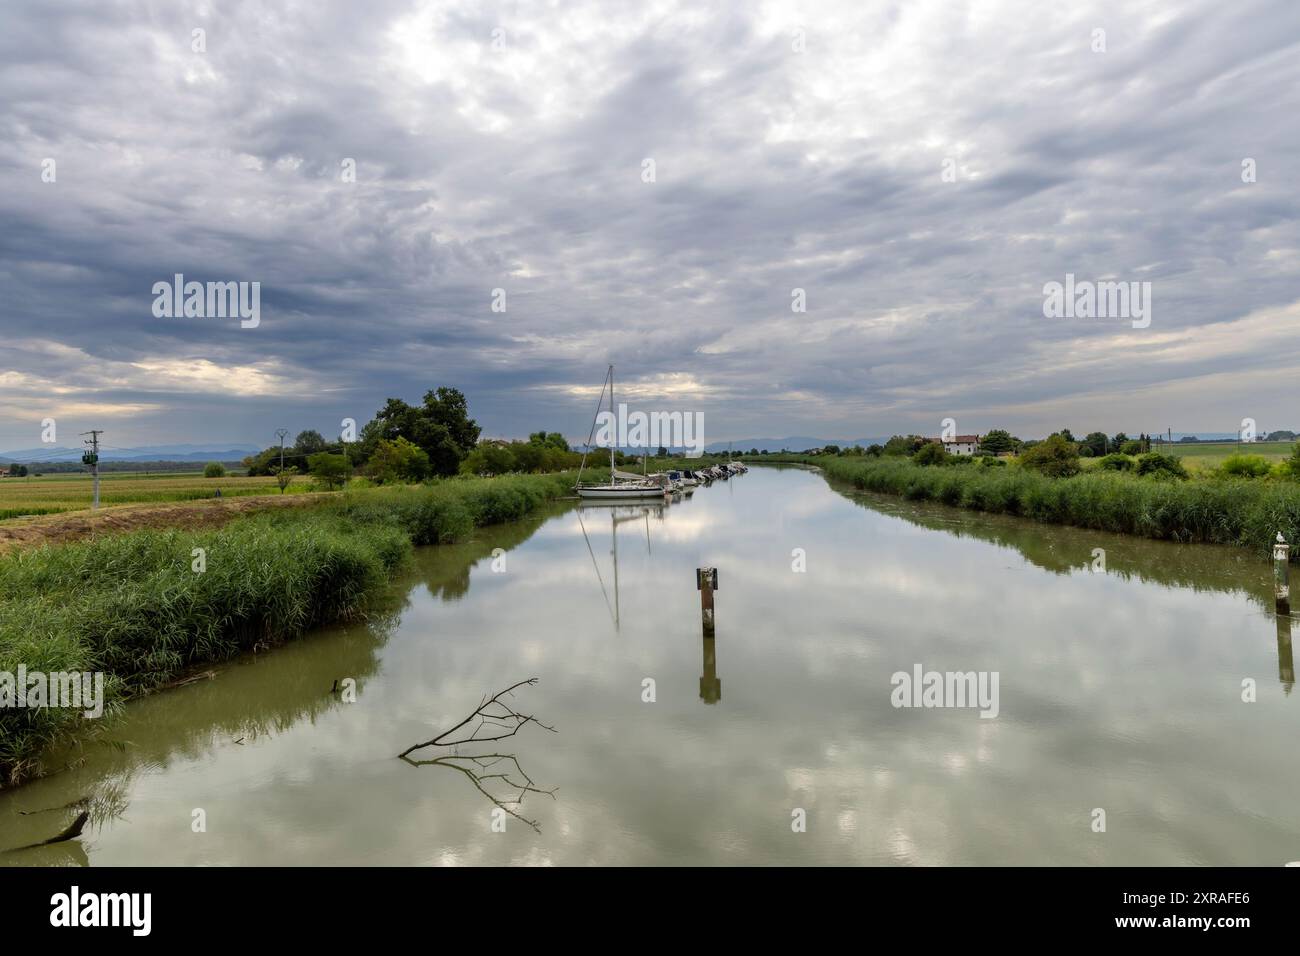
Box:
3, 465, 1297, 865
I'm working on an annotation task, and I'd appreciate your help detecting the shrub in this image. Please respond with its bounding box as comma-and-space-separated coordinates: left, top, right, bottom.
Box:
308, 452, 352, 489
1018, 434, 1080, 478
1286, 441, 1300, 478
1135, 452, 1188, 480
1097, 453, 1134, 471
912, 442, 951, 466
203, 461, 226, 478
368, 436, 430, 483
1218, 454, 1271, 479
1120, 440, 1145, 455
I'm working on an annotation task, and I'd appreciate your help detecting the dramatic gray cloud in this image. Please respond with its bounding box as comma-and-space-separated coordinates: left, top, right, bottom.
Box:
2, 0, 1299, 450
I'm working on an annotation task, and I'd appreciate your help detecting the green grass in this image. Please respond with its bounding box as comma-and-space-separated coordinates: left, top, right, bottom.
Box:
1154, 441, 1293, 472
0, 473, 316, 520
0, 471, 582, 784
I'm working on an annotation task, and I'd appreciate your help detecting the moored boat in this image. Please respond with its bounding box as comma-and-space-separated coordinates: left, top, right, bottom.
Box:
574, 366, 671, 501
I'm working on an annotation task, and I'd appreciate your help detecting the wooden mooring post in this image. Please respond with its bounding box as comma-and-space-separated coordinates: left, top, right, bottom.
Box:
697, 567, 718, 638
1274, 533, 1290, 616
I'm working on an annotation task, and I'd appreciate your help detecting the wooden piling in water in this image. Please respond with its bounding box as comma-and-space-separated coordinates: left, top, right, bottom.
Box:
697, 567, 717, 638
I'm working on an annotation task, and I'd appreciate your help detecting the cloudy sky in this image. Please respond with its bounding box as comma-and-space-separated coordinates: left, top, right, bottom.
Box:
3, 0, 1299, 451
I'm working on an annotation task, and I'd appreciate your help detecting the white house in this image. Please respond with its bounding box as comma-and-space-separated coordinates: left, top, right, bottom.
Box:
942, 434, 981, 456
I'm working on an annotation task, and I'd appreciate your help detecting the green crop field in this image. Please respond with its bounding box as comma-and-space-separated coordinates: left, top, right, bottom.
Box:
0, 473, 317, 520
1155, 440, 1294, 471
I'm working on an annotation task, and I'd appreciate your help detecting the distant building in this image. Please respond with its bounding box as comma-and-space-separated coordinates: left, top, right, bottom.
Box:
942, 434, 981, 456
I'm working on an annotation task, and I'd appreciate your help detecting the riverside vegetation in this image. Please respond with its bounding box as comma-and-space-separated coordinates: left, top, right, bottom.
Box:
752, 447, 1300, 557
0, 471, 586, 784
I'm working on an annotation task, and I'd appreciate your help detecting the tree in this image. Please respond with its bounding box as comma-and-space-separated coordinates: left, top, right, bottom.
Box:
1082, 432, 1108, 457
913, 442, 951, 466
1018, 434, 1080, 477
368, 437, 430, 484
241, 448, 279, 476
422, 387, 481, 456
270, 464, 298, 493
1120, 440, 1144, 455
883, 435, 926, 456
1058, 428, 1076, 443
308, 452, 351, 489
529, 431, 569, 452
294, 430, 328, 455
357, 389, 480, 478
463, 444, 515, 476
822, 444, 841, 455
979, 429, 1017, 455
203, 461, 226, 478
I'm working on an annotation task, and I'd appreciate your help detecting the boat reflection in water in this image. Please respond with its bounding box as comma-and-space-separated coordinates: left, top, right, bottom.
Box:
576, 498, 723, 705
577, 500, 667, 632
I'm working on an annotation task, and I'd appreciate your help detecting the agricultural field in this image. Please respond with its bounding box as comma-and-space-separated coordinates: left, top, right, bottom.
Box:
0, 472, 318, 520
1146, 440, 1294, 472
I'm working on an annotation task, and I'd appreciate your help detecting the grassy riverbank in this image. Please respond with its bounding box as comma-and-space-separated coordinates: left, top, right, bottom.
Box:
0, 471, 583, 784
763, 454, 1300, 556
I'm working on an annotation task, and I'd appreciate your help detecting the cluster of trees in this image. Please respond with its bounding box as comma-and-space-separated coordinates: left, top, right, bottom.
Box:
238, 388, 598, 489
853, 428, 1201, 481
798, 427, 1193, 481
1046, 430, 1152, 457
803, 428, 1156, 462
239, 388, 482, 488
461, 433, 584, 477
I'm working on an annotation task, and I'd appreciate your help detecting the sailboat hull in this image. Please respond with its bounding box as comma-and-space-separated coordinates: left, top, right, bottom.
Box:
577, 485, 668, 500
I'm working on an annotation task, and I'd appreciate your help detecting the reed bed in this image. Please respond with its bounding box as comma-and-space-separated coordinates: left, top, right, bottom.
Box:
811, 456, 1300, 555
0, 471, 581, 783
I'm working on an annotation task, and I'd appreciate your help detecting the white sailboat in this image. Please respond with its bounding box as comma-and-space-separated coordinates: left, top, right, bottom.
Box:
576, 366, 671, 500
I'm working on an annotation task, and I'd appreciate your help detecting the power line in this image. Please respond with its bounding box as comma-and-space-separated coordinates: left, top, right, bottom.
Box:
80, 430, 102, 510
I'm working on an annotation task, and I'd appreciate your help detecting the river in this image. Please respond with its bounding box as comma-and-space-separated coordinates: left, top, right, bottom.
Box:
3, 464, 1297, 865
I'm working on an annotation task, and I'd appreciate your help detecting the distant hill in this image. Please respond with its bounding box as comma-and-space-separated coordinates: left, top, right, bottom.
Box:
0, 443, 260, 463
704, 437, 891, 453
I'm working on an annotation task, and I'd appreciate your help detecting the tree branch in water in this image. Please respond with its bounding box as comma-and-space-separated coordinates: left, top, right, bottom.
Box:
398, 678, 557, 832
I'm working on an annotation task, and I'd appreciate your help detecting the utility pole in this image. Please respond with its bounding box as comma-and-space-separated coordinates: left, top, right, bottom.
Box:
275, 428, 289, 493
81, 430, 102, 510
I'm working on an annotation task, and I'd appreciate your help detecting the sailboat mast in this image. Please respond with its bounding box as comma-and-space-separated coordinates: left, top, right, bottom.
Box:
609, 364, 616, 483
